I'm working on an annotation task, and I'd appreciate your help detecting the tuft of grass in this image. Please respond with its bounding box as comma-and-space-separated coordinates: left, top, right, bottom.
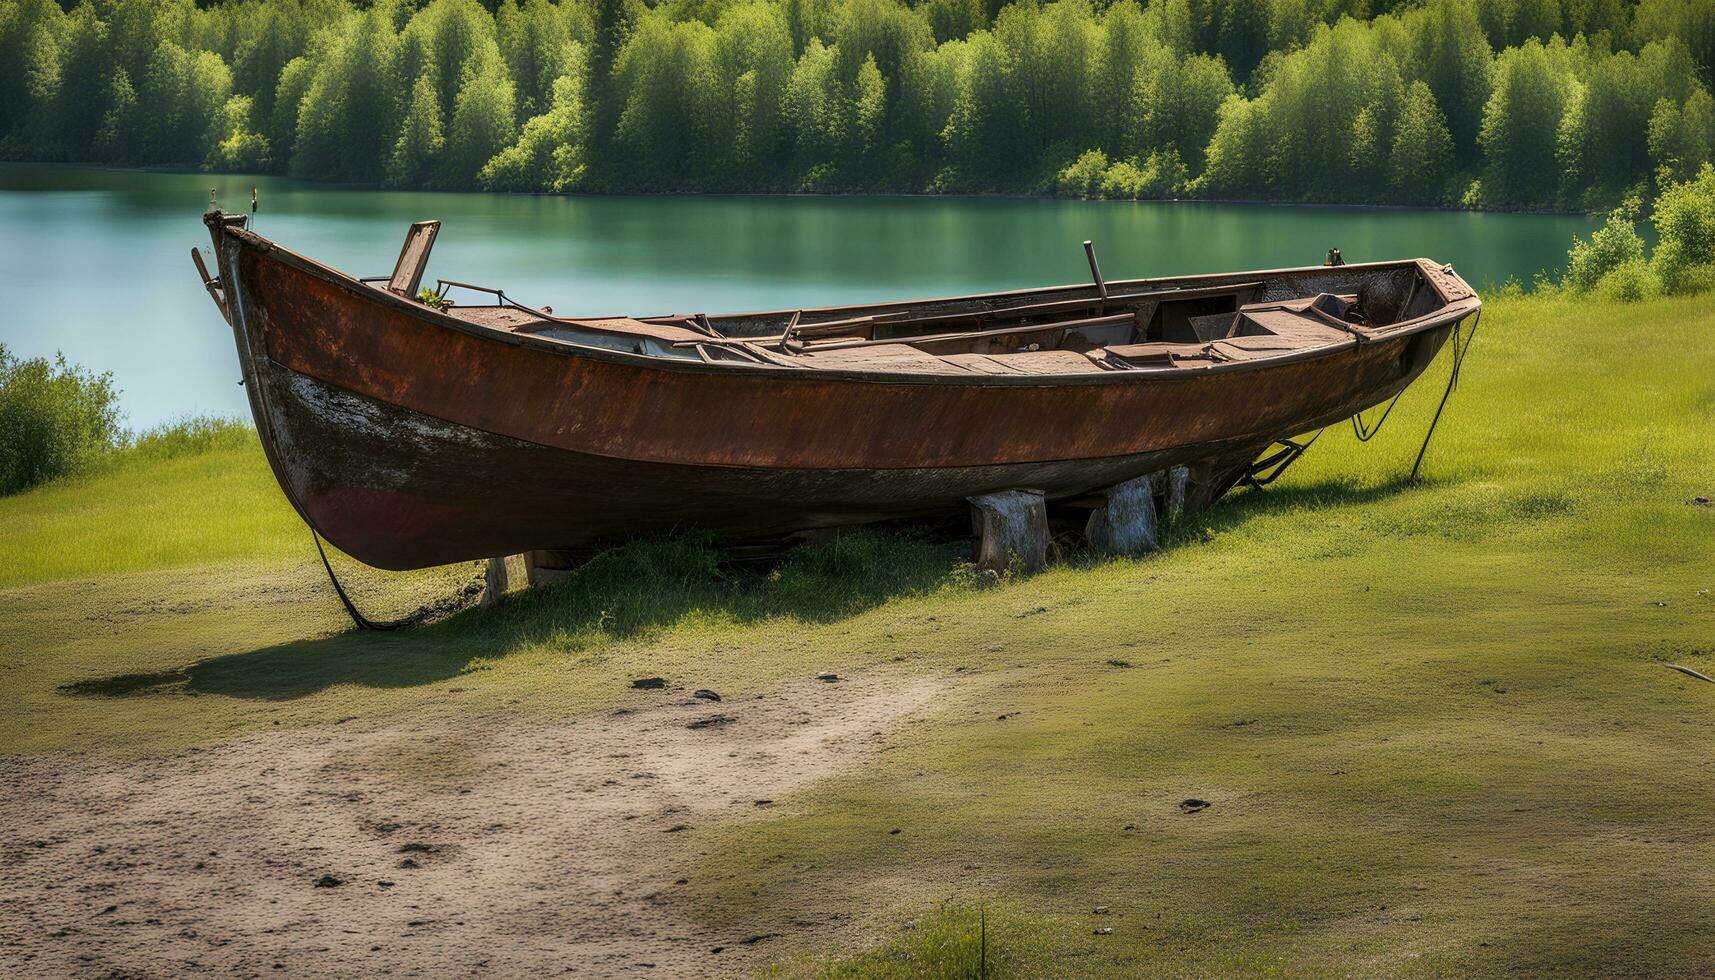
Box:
127, 415, 254, 462
762, 904, 1055, 979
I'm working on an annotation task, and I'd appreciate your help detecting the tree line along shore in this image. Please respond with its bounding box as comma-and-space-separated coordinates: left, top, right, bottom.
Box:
1, 0, 1712, 208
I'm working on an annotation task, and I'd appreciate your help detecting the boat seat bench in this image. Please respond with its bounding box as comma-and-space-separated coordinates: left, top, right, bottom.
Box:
452, 291, 1372, 375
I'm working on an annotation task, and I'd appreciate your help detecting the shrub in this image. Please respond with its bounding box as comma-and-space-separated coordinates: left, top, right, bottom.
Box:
0, 345, 123, 495
1651, 163, 1715, 295
1054, 149, 1107, 198
1593, 258, 1661, 303
1094, 150, 1189, 201
1565, 200, 1647, 293
1098, 159, 1149, 200
128, 416, 254, 462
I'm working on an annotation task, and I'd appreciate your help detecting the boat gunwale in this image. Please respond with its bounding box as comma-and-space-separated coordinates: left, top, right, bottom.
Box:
220, 220, 1480, 388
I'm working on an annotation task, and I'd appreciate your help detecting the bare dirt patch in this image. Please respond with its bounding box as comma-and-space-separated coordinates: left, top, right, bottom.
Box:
0, 673, 944, 978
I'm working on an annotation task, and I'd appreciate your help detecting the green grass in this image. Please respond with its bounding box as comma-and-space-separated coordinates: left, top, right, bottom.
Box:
1, 291, 1713, 975
0, 423, 303, 587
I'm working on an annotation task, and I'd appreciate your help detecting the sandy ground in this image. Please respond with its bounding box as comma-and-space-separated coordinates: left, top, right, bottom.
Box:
0, 674, 945, 978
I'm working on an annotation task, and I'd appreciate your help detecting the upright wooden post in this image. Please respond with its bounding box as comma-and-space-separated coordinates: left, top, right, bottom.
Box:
968, 489, 1048, 575
1163, 466, 1190, 523
481, 556, 508, 608
524, 549, 579, 589
1085, 473, 1158, 556
1083, 240, 1109, 300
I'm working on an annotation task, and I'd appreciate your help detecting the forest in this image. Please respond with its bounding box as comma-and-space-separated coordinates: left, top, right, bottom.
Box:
0, 0, 1712, 209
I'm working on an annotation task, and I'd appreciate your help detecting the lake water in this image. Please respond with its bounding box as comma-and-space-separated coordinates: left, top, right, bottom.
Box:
0, 163, 1599, 429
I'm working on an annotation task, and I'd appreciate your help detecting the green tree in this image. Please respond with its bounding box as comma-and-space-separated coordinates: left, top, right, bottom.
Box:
784, 0, 834, 54
138, 40, 233, 164
230, 0, 315, 122
965, 0, 1096, 170
586, 0, 634, 164
1090, 0, 1157, 156
0, 345, 123, 496
784, 37, 849, 186
712, 2, 795, 182
0, 0, 70, 155
1565, 200, 1646, 292
496, 0, 574, 119
292, 3, 401, 182
93, 68, 141, 163
53, 3, 110, 158
1478, 39, 1573, 208
1054, 147, 1108, 197
831, 0, 932, 147
388, 73, 445, 187
611, 14, 717, 188
1635, 0, 1715, 90
482, 58, 588, 192
925, 0, 986, 44
208, 94, 271, 172
853, 52, 887, 160
1389, 80, 1455, 201
268, 54, 315, 162
1200, 18, 1406, 202
1649, 89, 1715, 185
1403, 0, 1492, 156
1555, 40, 1702, 206
1130, 50, 1234, 174
397, 0, 499, 125
440, 56, 517, 188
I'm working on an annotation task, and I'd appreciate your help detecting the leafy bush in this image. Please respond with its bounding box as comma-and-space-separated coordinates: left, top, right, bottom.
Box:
1098, 159, 1150, 200
1651, 163, 1715, 295
0, 345, 123, 495
206, 95, 271, 173
1593, 258, 1662, 303
1565, 201, 1647, 293
1054, 149, 1107, 198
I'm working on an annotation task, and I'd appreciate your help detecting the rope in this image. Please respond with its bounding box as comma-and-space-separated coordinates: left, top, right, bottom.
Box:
1240, 427, 1326, 491
1351, 389, 1404, 442
311, 530, 435, 631
1409, 309, 1481, 482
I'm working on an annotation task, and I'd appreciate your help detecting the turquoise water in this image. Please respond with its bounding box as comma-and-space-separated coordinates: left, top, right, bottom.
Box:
0, 163, 1598, 428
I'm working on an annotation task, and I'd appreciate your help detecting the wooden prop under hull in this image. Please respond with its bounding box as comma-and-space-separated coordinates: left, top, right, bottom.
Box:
200, 212, 1478, 570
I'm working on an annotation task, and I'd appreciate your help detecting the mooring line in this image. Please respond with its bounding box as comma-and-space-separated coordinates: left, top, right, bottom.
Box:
1409, 309, 1482, 482
311, 530, 434, 631
1352, 388, 1404, 442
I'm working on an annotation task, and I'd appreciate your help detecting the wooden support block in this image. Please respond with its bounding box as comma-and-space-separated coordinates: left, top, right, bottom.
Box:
525, 549, 579, 589
1163, 465, 1190, 523
968, 489, 1048, 575
1180, 445, 1271, 515
481, 556, 508, 608
1085, 473, 1159, 556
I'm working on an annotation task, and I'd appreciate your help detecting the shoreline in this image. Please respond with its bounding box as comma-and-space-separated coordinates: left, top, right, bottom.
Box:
0, 159, 1599, 218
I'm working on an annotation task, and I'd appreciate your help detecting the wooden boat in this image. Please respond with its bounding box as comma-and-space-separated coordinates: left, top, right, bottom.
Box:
194, 210, 1479, 571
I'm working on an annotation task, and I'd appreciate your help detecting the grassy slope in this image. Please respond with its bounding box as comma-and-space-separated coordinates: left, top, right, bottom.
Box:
0, 437, 304, 587
2, 292, 1713, 975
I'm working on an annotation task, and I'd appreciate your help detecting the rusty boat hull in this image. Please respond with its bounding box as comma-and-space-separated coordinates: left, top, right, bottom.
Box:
201, 212, 1480, 570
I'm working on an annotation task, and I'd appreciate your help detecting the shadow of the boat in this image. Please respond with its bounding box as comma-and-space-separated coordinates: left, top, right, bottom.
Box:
62, 475, 1424, 703
64, 529, 965, 702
